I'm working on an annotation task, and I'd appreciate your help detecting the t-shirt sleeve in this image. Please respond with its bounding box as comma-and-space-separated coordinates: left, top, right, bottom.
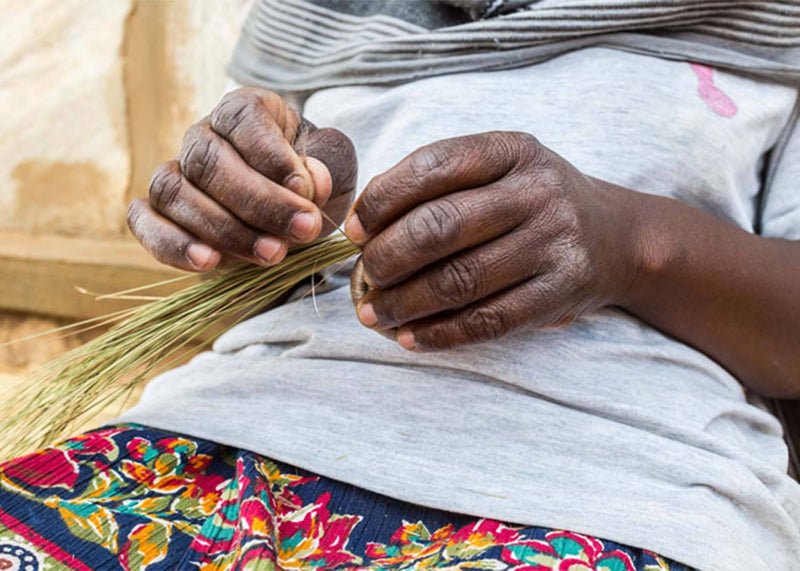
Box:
761, 113, 800, 240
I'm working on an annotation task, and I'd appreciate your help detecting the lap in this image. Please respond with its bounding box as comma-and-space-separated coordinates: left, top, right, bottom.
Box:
0, 424, 691, 570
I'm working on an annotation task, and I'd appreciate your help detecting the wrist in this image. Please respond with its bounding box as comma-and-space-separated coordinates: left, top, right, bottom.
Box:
589, 177, 657, 309
614, 189, 684, 312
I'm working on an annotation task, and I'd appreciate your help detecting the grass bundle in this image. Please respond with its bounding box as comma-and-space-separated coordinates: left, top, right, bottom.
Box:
0, 236, 360, 460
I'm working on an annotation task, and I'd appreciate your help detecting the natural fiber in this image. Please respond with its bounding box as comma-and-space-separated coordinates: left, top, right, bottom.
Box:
0, 236, 360, 460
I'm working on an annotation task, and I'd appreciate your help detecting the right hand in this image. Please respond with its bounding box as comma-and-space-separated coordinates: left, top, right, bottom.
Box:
127, 87, 358, 272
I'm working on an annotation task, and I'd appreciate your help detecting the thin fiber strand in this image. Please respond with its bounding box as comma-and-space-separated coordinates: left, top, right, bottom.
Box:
0, 236, 359, 460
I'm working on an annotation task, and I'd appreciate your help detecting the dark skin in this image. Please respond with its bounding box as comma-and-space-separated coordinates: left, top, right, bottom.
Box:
129, 87, 800, 399
127, 88, 357, 271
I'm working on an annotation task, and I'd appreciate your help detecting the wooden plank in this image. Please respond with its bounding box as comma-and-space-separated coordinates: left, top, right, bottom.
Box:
0, 231, 194, 320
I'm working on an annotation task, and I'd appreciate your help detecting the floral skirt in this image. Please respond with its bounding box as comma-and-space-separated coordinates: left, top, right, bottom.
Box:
0, 424, 692, 570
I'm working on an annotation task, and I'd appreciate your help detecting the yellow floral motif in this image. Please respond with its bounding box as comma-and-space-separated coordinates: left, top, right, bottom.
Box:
119, 522, 171, 570
44, 496, 119, 552
0, 425, 694, 571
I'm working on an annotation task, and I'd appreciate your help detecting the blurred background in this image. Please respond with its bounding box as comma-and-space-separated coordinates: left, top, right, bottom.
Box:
0, 0, 254, 427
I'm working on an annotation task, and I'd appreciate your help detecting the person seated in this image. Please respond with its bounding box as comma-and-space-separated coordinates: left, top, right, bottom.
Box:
1, 1, 799, 569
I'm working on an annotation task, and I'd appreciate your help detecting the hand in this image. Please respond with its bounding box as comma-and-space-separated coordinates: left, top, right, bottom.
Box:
344, 131, 638, 351
127, 87, 357, 272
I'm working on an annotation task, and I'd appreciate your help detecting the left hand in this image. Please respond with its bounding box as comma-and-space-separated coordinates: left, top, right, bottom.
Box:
344, 131, 639, 351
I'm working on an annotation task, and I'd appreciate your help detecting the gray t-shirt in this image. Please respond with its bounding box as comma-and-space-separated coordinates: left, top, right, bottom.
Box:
118, 48, 800, 570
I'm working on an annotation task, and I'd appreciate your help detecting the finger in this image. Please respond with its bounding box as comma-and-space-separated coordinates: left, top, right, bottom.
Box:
359, 184, 528, 288
148, 161, 287, 266
209, 88, 314, 200
298, 126, 358, 208
127, 198, 220, 272
178, 122, 322, 243
395, 276, 571, 351
304, 157, 333, 208
345, 131, 538, 244
357, 228, 538, 329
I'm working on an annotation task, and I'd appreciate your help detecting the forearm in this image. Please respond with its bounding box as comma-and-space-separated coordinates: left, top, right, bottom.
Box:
343, 130, 800, 380
616, 184, 800, 398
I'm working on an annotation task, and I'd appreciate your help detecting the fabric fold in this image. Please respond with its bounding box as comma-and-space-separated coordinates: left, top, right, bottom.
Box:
229, 0, 800, 95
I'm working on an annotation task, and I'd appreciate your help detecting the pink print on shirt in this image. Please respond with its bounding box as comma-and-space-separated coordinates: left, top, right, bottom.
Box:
690, 63, 738, 118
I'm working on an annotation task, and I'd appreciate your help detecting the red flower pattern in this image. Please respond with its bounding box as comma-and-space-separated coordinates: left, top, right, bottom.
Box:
2, 448, 79, 490
0, 426, 686, 571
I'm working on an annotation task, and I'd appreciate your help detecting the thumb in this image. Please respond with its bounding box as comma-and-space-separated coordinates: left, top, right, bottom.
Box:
294, 124, 358, 208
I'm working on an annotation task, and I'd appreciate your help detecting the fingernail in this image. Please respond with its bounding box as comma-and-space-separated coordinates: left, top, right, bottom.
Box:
254, 236, 285, 265
344, 213, 367, 244
357, 302, 378, 327
290, 211, 319, 242
187, 243, 219, 270
397, 329, 416, 350
284, 173, 313, 200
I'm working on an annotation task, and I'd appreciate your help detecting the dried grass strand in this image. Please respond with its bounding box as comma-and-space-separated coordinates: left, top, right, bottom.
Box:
0, 236, 360, 460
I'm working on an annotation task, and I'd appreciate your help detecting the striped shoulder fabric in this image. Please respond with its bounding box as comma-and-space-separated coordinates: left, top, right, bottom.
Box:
229, 0, 800, 95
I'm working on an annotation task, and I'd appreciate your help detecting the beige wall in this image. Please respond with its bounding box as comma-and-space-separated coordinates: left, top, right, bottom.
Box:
0, 0, 131, 237
0, 0, 254, 239
0, 0, 254, 427
124, 0, 255, 223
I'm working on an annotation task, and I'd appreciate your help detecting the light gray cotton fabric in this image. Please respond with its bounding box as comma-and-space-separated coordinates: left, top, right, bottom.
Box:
119, 48, 800, 570
763, 108, 800, 240
229, 0, 800, 95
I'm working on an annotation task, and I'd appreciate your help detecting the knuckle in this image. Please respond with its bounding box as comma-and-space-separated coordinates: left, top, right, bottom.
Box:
180, 126, 221, 189
569, 246, 592, 278
248, 87, 281, 108
209, 216, 252, 253
249, 196, 294, 235
430, 256, 482, 305
361, 240, 395, 288
148, 162, 183, 213
357, 173, 401, 231
523, 171, 569, 223
405, 199, 464, 252
461, 303, 509, 343
545, 162, 569, 190
520, 138, 544, 170
371, 292, 403, 326
210, 89, 259, 137
418, 323, 453, 351
202, 214, 234, 248
363, 171, 395, 202
407, 144, 451, 184
212, 214, 238, 241
211, 88, 294, 179
510, 130, 541, 151
559, 247, 594, 295
250, 138, 289, 177
544, 197, 584, 245
474, 133, 511, 174
508, 130, 541, 154
536, 164, 568, 196
495, 130, 545, 171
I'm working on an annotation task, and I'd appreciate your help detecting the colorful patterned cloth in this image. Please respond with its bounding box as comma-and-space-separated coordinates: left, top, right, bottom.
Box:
0, 424, 692, 570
